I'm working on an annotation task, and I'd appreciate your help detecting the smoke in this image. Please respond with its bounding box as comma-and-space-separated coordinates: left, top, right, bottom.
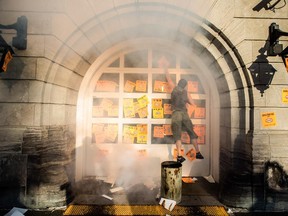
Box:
86, 144, 161, 189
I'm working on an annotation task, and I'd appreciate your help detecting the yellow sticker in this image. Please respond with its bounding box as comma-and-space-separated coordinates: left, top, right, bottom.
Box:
261, 112, 276, 127
282, 88, 288, 103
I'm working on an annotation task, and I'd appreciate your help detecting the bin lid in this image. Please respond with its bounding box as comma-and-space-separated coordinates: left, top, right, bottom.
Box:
161, 161, 182, 168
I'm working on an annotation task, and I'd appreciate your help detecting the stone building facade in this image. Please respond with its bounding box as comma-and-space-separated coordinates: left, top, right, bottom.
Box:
0, 0, 288, 211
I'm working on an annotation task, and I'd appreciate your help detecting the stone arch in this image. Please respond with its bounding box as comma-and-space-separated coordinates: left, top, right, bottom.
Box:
41, 2, 253, 204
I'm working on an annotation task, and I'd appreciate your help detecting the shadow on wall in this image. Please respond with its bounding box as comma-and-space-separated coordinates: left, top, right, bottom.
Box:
0, 56, 25, 91
248, 44, 276, 97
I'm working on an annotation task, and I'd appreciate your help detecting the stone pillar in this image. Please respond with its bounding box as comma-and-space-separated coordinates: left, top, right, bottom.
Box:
21, 126, 75, 208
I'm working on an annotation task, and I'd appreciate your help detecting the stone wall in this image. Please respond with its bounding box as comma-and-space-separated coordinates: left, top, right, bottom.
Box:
0, 125, 75, 209
0, 0, 288, 211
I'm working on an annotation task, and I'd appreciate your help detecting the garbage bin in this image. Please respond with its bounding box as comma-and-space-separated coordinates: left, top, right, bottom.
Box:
160, 161, 182, 204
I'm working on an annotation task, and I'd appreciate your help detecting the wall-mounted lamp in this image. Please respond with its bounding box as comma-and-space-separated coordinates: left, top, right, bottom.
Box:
267, 23, 288, 72
248, 48, 276, 97
0, 16, 27, 50
0, 16, 27, 73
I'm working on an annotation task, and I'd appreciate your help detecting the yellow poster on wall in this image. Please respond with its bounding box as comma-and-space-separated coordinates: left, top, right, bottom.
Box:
137, 124, 147, 144
163, 124, 173, 136
187, 81, 198, 93
135, 80, 147, 92
123, 98, 135, 118
137, 134, 147, 144
101, 98, 113, 111
137, 95, 149, 109
104, 124, 118, 142
153, 126, 164, 138
124, 105, 135, 118
124, 80, 136, 92
96, 80, 118, 92
153, 80, 165, 92
108, 105, 118, 117
138, 107, 148, 118
163, 103, 172, 115
282, 88, 288, 103
152, 99, 162, 109
261, 112, 277, 127
123, 125, 136, 143
153, 108, 164, 118
194, 107, 206, 119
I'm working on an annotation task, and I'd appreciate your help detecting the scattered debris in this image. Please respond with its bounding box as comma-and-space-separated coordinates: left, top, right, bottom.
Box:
4, 207, 27, 216
102, 194, 113, 200
159, 198, 176, 211
182, 177, 197, 183
227, 208, 233, 214
110, 186, 124, 193
204, 175, 215, 183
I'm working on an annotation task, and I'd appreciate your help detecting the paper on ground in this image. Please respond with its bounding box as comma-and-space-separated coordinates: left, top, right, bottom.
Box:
110, 187, 124, 193
102, 194, 113, 200
159, 198, 176, 211
4, 207, 28, 216
204, 175, 215, 183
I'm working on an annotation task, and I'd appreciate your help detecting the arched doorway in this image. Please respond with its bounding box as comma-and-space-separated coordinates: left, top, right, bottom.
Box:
76, 39, 220, 183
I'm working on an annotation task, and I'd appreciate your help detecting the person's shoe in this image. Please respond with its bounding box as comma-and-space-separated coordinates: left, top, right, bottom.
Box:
177, 156, 186, 163
196, 152, 204, 159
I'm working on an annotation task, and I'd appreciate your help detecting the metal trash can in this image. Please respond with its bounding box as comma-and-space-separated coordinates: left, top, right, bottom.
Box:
160, 161, 182, 204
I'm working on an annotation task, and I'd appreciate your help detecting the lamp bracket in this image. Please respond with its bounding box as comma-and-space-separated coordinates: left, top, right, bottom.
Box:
268, 23, 288, 56
0, 16, 27, 50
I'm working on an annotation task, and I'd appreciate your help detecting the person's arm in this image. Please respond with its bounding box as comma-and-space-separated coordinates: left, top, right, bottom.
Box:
165, 67, 175, 89
187, 91, 195, 105
158, 56, 175, 89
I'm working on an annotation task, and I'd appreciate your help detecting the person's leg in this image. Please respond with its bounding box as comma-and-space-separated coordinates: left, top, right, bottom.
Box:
171, 111, 185, 163
191, 138, 204, 159
191, 138, 200, 152
182, 112, 204, 159
175, 139, 182, 156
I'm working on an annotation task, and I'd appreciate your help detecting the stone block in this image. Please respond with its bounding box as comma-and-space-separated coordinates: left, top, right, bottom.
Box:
0, 127, 25, 142
22, 35, 45, 57
205, 0, 234, 31
46, 63, 82, 90
0, 142, 22, 153
65, 0, 95, 26
66, 30, 99, 65
1, 57, 37, 80
36, 58, 51, 81
51, 14, 77, 41
237, 41, 253, 66
0, 80, 29, 102
44, 36, 62, 61
0, 0, 64, 12
28, 80, 45, 103
0, 104, 35, 126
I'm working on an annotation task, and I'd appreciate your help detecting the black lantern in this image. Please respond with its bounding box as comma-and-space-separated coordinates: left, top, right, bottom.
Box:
248, 48, 276, 97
